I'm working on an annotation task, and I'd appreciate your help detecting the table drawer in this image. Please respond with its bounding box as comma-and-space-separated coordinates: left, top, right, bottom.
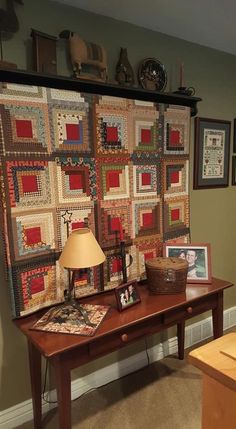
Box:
164, 295, 217, 325
89, 315, 162, 358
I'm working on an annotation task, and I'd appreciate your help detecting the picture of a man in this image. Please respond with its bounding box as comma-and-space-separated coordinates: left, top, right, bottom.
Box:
186, 249, 198, 278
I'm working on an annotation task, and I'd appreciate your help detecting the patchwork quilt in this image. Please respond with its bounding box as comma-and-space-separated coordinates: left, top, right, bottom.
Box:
0, 83, 190, 318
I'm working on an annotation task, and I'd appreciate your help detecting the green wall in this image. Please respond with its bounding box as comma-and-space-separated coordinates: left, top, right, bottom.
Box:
1, 0, 236, 411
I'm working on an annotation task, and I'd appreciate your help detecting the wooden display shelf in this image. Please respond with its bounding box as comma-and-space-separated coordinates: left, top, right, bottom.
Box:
0, 68, 201, 116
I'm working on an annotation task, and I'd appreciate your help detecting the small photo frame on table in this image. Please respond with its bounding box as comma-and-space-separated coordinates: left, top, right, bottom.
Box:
194, 117, 231, 189
115, 280, 141, 312
163, 243, 212, 284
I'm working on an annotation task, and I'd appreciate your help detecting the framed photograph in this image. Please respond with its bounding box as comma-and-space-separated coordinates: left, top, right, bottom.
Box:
232, 156, 236, 185
194, 117, 231, 189
163, 243, 212, 284
115, 280, 141, 311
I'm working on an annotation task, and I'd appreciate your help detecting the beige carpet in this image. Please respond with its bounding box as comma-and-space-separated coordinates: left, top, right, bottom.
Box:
17, 349, 202, 429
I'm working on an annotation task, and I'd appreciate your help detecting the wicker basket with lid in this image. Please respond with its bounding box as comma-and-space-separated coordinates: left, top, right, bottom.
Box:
145, 257, 188, 294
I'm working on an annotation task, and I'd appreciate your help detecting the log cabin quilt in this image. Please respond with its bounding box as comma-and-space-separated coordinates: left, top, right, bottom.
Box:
0, 83, 190, 318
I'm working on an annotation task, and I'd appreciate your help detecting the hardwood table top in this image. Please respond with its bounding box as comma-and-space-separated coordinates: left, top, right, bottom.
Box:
14, 277, 233, 358
188, 332, 236, 392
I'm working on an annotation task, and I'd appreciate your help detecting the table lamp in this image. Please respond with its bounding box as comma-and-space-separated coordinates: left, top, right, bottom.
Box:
59, 228, 105, 325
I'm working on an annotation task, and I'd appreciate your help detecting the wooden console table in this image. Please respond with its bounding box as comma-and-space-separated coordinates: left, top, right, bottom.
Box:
15, 277, 233, 429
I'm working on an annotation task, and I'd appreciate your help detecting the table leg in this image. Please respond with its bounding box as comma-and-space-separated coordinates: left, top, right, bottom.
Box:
177, 321, 185, 360
212, 291, 223, 338
28, 340, 42, 429
53, 359, 71, 429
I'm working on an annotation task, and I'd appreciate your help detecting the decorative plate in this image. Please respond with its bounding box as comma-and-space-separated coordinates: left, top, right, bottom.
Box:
138, 58, 167, 92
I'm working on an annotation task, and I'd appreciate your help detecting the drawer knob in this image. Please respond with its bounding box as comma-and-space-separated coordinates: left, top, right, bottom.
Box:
121, 333, 128, 342
187, 306, 193, 314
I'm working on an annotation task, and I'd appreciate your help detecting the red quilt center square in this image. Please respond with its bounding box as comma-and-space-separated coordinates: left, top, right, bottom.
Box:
141, 128, 151, 144
66, 123, 80, 141
171, 208, 180, 221
106, 126, 118, 142
30, 276, 45, 294
69, 173, 83, 190
144, 251, 154, 261
111, 258, 122, 273
25, 227, 42, 245
141, 172, 151, 186
21, 175, 38, 193
170, 171, 180, 184
72, 221, 84, 230
170, 130, 181, 146
110, 217, 120, 232
107, 171, 120, 188
15, 119, 33, 138
142, 212, 153, 227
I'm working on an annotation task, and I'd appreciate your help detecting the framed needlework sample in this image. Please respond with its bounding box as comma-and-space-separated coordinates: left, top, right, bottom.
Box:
163, 243, 212, 284
194, 117, 231, 189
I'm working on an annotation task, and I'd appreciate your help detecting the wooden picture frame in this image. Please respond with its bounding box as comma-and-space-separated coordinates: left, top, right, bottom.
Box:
234, 119, 236, 153
115, 280, 141, 311
194, 117, 231, 189
163, 243, 212, 284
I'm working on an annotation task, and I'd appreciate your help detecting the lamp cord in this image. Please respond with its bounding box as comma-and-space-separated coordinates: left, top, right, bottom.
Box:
42, 338, 150, 405
42, 360, 57, 404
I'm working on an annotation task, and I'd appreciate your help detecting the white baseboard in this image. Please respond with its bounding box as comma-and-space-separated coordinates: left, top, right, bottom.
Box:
1, 306, 236, 429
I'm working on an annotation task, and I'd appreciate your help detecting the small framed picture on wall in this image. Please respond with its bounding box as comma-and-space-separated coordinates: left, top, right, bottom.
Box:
194, 117, 231, 189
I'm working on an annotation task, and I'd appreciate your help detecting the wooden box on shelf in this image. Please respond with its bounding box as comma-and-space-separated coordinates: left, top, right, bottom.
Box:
31, 29, 57, 74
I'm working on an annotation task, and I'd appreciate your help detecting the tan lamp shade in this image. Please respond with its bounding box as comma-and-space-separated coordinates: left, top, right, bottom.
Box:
59, 228, 105, 269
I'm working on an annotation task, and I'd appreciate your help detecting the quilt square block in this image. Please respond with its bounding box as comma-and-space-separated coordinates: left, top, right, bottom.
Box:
163, 159, 189, 196
0, 103, 50, 154
164, 107, 190, 155
103, 245, 137, 289
49, 104, 91, 154
135, 236, 162, 280
132, 165, 159, 198
134, 119, 157, 152
130, 106, 159, 154
132, 199, 161, 237
57, 204, 95, 250
95, 104, 129, 156
11, 260, 64, 318
55, 157, 96, 204
98, 161, 130, 200
163, 196, 190, 240
6, 160, 55, 211
11, 210, 56, 261
98, 200, 131, 247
